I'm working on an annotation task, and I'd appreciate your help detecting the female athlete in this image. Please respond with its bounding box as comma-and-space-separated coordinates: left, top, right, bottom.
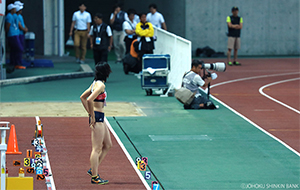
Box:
80, 62, 112, 184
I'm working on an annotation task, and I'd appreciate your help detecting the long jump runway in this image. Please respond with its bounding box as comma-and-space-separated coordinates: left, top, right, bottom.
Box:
0, 57, 299, 189
1, 116, 148, 190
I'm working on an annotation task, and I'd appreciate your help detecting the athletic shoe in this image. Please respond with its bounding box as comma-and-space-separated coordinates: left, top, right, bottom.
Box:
233, 61, 241, 66
91, 175, 109, 185
76, 58, 80, 63
15, 65, 26, 69
228, 62, 233, 66
87, 168, 92, 177
80, 60, 85, 64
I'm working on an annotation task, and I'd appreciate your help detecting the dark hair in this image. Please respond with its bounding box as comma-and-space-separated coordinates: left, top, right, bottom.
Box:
149, 3, 157, 9
191, 59, 203, 68
94, 62, 111, 82
231, 6, 239, 11
127, 8, 136, 16
139, 12, 147, 17
79, 3, 85, 6
94, 13, 103, 19
113, 3, 123, 10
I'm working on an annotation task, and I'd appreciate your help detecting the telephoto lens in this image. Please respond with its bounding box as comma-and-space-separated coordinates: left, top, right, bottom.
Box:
203, 62, 226, 72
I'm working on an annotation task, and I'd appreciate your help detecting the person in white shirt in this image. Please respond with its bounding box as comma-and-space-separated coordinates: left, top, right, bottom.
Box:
89, 13, 113, 65
123, 9, 137, 54
69, 3, 92, 64
110, 3, 128, 63
182, 60, 217, 109
146, 3, 167, 30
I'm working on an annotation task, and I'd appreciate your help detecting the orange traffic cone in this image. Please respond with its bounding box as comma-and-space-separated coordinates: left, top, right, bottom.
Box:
6, 124, 22, 154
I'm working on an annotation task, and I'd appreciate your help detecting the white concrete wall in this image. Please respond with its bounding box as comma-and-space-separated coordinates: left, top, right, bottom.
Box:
185, 0, 300, 56
43, 0, 64, 56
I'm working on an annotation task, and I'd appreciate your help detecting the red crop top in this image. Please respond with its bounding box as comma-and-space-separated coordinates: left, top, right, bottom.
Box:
91, 81, 107, 102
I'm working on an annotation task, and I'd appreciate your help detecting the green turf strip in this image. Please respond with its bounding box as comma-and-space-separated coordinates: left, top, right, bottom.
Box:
109, 103, 300, 189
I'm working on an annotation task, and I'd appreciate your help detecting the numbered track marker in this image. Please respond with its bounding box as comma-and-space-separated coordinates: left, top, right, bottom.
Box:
36, 169, 43, 175
36, 146, 43, 152
35, 152, 41, 158
13, 160, 21, 166
24, 158, 30, 167
152, 181, 158, 189
142, 157, 148, 165
137, 160, 142, 170
139, 160, 146, 171
145, 171, 151, 180
36, 174, 45, 181
135, 157, 141, 165
43, 168, 49, 177
26, 167, 35, 174
153, 184, 160, 190
36, 162, 43, 168
27, 149, 33, 158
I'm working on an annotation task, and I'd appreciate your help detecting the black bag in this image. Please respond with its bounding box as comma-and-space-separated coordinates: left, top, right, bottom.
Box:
123, 54, 138, 68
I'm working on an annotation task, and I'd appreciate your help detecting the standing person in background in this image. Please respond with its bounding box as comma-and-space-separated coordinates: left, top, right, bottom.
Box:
69, 3, 92, 64
110, 3, 127, 64
146, 3, 167, 30
123, 9, 137, 54
5, 4, 25, 70
135, 13, 154, 57
227, 6, 243, 66
14, 2, 28, 50
89, 13, 113, 65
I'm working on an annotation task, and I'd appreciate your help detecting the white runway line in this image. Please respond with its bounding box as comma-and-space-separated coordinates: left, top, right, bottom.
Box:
210, 74, 300, 157
105, 117, 151, 190
259, 77, 300, 114
211, 72, 300, 88
35, 116, 56, 190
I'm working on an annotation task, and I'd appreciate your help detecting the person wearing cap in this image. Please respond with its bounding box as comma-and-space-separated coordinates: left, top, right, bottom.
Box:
14, 1, 24, 6
226, 6, 243, 66
5, 3, 25, 70
89, 13, 113, 65
69, 3, 92, 64
15, 4, 28, 49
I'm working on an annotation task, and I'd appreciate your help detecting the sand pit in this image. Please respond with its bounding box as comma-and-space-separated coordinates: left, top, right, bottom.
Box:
0, 102, 145, 117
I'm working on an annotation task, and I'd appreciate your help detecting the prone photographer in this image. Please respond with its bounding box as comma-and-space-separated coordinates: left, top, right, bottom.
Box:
182, 59, 218, 109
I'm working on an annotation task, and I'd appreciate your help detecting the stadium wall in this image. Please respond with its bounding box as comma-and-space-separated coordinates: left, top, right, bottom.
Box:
5, 0, 298, 56
185, 0, 300, 56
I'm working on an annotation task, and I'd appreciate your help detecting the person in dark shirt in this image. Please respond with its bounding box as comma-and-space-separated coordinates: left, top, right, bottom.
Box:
110, 3, 127, 63
226, 7, 243, 66
89, 13, 113, 65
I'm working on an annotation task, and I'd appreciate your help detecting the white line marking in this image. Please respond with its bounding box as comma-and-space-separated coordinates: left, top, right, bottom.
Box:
208, 72, 300, 156
104, 117, 151, 190
254, 109, 275, 112
209, 95, 300, 157
35, 116, 56, 190
259, 78, 300, 114
211, 72, 300, 88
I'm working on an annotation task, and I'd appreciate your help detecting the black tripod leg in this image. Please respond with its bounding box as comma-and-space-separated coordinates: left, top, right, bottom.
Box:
207, 83, 210, 99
